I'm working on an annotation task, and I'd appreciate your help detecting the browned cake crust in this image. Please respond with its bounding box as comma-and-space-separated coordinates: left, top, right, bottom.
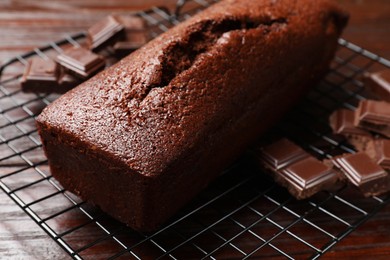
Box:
36, 0, 348, 231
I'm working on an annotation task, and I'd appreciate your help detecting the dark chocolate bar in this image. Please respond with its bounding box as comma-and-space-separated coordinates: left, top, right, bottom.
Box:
113, 16, 149, 57
20, 58, 59, 92
259, 138, 309, 170
329, 108, 373, 152
56, 47, 105, 79
363, 70, 390, 102
366, 138, 390, 170
329, 108, 369, 136
279, 157, 339, 199
332, 152, 390, 196
57, 70, 80, 92
87, 15, 125, 51
116, 15, 146, 32
258, 138, 340, 199
354, 100, 390, 138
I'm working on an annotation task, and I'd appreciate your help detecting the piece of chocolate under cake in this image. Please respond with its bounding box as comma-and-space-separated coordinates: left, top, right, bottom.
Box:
331, 152, 390, 196
36, 0, 348, 231
20, 58, 59, 93
258, 139, 340, 199
354, 100, 390, 138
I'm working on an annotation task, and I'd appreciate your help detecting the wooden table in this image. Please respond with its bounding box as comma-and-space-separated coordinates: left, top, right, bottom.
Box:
0, 0, 389, 259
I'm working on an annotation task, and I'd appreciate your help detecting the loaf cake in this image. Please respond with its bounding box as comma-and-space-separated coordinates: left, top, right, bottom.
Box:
36, 0, 348, 231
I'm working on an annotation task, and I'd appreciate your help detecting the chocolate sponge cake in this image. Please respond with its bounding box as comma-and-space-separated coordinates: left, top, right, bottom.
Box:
36, 0, 348, 231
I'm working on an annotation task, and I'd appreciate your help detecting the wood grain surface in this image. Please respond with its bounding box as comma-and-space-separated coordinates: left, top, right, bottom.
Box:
0, 0, 390, 259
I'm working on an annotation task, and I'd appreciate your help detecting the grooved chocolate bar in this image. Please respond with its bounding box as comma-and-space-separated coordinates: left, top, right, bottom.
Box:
329, 109, 369, 136
331, 152, 390, 196
354, 100, 390, 138
363, 70, 390, 102
56, 47, 105, 79
87, 15, 125, 51
258, 139, 340, 199
366, 138, 390, 170
20, 58, 59, 92
113, 15, 149, 57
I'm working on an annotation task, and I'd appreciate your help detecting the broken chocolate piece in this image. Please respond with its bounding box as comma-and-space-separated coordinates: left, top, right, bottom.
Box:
87, 15, 125, 51
20, 58, 59, 92
363, 70, 390, 102
366, 138, 390, 170
259, 138, 309, 170
56, 47, 105, 79
113, 33, 149, 57
354, 100, 390, 138
257, 138, 341, 199
332, 152, 390, 196
113, 16, 149, 57
329, 109, 369, 136
57, 70, 80, 92
279, 157, 339, 199
329, 108, 373, 151
116, 15, 147, 32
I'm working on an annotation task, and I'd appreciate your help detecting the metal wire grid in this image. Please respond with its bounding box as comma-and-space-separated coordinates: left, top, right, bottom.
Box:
1, 0, 390, 259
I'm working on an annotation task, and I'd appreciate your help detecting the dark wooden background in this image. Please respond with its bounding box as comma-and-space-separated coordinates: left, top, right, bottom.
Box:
0, 0, 389, 259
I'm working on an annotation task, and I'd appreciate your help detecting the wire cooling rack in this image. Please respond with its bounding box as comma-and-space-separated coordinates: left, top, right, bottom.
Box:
1, 0, 390, 259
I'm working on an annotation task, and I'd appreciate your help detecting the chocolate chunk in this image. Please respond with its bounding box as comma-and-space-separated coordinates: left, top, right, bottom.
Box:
257, 138, 340, 199
332, 152, 390, 196
363, 70, 390, 102
279, 157, 340, 199
116, 15, 147, 32
259, 138, 309, 170
329, 108, 373, 152
87, 15, 125, 51
20, 58, 59, 92
113, 16, 149, 57
57, 70, 80, 92
366, 138, 390, 170
354, 100, 390, 138
329, 109, 369, 136
56, 47, 105, 79
113, 34, 149, 57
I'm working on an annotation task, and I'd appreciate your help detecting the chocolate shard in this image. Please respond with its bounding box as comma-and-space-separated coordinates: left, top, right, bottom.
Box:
56, 47, 105, 79
116, 15, 147, 32
366, 138, 390, 170
257, 138, 341, 199
279, 157, 340, 199
332, 152, 390, 197
57, 69, 81, 92
363, 70, 390, 102
20, 58, 59, 93
329, 108, 373, 151
329, 108, 370, 136
87, 15, 125, 51
258, 138, 309, 170
354, 100, 390, 138
113, 15, 149, 57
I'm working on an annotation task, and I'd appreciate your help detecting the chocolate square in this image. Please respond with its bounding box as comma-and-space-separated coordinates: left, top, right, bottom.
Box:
259, 138, 309, 170
332, 152, 390, 196
355, 100, 390, 138
87, 15, 125, 51
363, 70, 390, 102
20, 58, 59, 93
56, 47, 105, 79
280, 157, 339, 199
